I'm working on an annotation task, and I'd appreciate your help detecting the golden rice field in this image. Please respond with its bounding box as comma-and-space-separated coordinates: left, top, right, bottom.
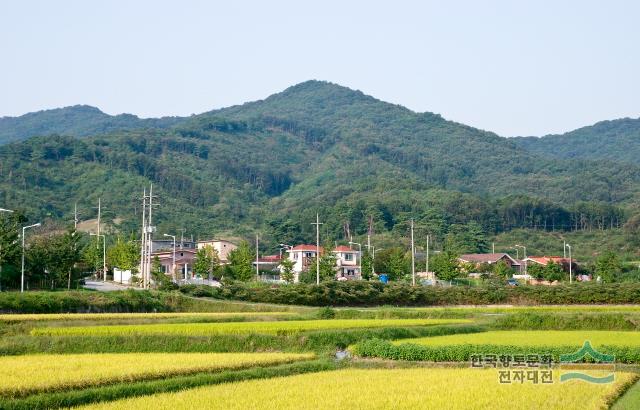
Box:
31, 318, 470, 336
0, 312, 296, 322
393, 330, 640, 347
76, 367, 637, 410
0, 352, 314, 397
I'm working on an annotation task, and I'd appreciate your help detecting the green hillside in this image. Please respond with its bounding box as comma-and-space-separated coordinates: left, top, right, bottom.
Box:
0, 105, 183, 144
513, 117, 640, 164
0, 81, 637, 254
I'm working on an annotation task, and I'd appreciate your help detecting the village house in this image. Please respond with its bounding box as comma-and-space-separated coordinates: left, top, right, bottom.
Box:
286, 244, 323, 283
522, 256, 578, 273
148, 238, 237, 281
153, 248, 196, 280
196, 239, 237, 264
458, 253, 522, 273
333, 245, 361, 280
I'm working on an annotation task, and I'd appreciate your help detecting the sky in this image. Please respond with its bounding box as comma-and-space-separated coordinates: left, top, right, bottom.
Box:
1, 0, 638, 136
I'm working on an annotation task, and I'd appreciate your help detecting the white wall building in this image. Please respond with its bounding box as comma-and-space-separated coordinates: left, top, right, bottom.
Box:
197, 239, 237, 264
286, 244, 322, 283
333, 245, 361, 280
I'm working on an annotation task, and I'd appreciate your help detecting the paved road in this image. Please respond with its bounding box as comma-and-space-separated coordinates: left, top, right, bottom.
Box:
84, 280, 140, 291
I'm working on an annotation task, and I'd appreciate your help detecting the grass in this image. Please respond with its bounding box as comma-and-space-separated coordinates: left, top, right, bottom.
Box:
393, 330, 640, 348
74, 368, 637, 410
0, 312, 297, 322
0, 324, 485, 356
0, 352, 314, 398
613, 380, 640, 409
31, 318, 471, 337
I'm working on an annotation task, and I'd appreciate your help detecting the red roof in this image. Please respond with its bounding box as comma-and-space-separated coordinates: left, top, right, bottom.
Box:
333, 245, 357, 252
291, 244, 323, 252
258, 255, 282, 263
526, 256, 571, 265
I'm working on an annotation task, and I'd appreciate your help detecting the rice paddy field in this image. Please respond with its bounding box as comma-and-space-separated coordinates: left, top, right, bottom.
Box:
1, 352, 314, 397
75, 368, 637, 410
393, 330, 640, 348
2, 293, 640, 409
30, 318, 471, 336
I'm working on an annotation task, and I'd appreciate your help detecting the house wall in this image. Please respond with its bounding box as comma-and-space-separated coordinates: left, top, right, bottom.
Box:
197, 240, 237, 264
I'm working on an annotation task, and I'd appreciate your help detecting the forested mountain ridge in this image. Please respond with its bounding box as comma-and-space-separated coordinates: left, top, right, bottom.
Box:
513, 117, 640, 164
0, 80, 638, 251
0, 105, 183, 144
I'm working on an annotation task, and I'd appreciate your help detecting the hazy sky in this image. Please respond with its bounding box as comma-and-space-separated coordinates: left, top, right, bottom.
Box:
1, 0, 638, 136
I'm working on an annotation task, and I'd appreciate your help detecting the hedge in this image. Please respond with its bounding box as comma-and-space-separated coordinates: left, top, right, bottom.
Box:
181, 281, 640, 307
351, 338, 640, 363
0, 291, 205, 314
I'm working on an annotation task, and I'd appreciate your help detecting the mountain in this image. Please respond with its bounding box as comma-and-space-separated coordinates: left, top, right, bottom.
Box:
512, 117, 640, 164
0, 105, 184, 144
0, 81, 636, 250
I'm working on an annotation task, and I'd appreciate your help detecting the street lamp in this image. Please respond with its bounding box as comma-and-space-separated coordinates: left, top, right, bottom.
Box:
0, 208, 14, 213
90, 233, 106, 281
510, 246, 519, 259
373, 247, 383, 277
515, 245, 527, 278
164, 234, 176, 281
349, 241, 362, 266
21, 222, 41, 292
565, 243, 572, 284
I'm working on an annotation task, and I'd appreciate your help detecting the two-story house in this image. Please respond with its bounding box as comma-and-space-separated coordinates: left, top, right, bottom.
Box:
333, 245, 361, 280
196, 239, 237, 264
286, 244, 323, 283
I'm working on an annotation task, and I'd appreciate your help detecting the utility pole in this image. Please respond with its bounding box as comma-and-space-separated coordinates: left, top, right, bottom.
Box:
146, 184, 155, 287
90, 233, 106, 281
255, 234, 260, 281
21, 222, 41, 292
565, 243, 572, 283
411, 219, 416, 286
74, 202, 78, 230
163, 234, 176, 282
96, 198, 101, 248
311, 213, 323, 285
425, 235, 430, 278
179, 228, 186, 248
563, 240, 566, 258
492, 242, 495, 254
367, 215, 372, 252
139, 187, 147, 289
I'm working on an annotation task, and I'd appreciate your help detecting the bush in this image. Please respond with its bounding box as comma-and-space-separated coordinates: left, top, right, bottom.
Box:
0, 291, 211, 314
191, 281, 640, 307
351, 338, 640, 363
317, 307, 336, 319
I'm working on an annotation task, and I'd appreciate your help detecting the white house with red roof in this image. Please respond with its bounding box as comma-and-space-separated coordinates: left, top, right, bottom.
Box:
286, 244, 323, 282
333, 245, 361, 280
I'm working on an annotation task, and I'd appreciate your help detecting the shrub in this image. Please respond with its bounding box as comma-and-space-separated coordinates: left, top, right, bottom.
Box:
189, 281, 640, 307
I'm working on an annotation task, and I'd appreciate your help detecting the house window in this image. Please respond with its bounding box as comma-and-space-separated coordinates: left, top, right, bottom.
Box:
305, 252, 314, 258
345, 253, 353, 261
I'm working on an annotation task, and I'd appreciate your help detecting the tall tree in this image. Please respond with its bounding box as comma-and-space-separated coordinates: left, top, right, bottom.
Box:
595, 251, 622, 283
361, 251, 373, 280
0, 214, 21, 290
279, 257, 295, 283
431, 250, 461, 284
228, 241, 254, 282
106, 236, 139, 272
